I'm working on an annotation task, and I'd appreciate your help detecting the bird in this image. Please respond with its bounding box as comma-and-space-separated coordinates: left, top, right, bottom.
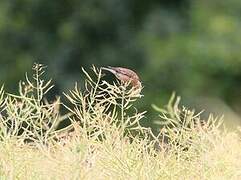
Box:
101, 66, 142, 90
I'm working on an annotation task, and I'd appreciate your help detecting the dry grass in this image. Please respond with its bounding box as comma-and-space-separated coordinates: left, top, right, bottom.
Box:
0, 64, 241, 179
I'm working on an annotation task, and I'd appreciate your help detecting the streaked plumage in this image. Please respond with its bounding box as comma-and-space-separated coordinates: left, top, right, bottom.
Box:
101, 66, 142, 90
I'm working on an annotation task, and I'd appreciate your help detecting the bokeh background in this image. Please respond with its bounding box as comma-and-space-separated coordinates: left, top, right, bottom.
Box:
0, 0, 240, 130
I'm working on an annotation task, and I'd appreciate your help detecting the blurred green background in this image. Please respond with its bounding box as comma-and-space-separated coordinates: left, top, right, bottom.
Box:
0, 0, 240, 129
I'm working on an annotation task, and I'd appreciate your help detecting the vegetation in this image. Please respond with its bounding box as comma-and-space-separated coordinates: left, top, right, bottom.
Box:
0, 0, 240, 126
0, 64, 240, 179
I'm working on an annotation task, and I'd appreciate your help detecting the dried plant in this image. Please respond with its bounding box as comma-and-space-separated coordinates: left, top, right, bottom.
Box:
64, 66, 147, 143
0, 63, 69, 144
0, 64, 239, 180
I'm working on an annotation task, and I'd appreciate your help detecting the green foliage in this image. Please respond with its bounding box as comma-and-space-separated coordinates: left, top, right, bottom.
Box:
0, 0, 240, 127
141, 0, 241, 103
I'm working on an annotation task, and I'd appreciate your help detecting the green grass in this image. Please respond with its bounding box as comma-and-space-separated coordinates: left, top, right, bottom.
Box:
0, 64, 241, 179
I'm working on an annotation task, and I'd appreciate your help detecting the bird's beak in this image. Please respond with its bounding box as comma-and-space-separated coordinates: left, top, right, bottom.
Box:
101, 67, 117, 75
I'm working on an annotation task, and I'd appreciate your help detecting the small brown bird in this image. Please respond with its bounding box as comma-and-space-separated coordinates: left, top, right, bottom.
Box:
101, 66, 142, 90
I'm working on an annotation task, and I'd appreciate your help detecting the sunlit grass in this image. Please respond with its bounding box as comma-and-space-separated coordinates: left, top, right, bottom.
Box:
0, 64, 240, 179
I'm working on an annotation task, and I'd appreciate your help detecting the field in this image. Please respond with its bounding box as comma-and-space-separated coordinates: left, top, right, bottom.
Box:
0, 64, 241, 179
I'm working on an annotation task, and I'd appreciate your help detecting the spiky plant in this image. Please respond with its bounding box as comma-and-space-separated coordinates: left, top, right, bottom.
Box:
63, 66, 148, 143
0, 63, 69, 145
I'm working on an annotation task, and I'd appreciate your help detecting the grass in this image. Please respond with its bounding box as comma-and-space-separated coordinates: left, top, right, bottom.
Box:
0, 63, 241, 179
